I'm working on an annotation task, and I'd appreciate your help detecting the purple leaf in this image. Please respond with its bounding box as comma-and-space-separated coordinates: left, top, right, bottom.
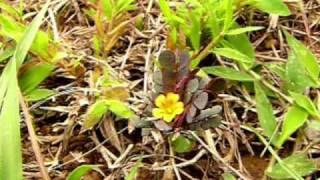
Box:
193, 92, 208, 109
186, 105, 197, 123
158, 50, 177, 92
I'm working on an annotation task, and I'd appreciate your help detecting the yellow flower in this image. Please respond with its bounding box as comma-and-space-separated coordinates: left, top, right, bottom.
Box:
152, 93, 184, 122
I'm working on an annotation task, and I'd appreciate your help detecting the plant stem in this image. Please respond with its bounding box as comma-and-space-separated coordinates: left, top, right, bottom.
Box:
248, 70, 293, 104
262, 150, 277, 180
192, 32, 225, 67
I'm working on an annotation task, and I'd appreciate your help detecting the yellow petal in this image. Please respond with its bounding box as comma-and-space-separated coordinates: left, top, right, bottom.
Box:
152, 108, 164, 119
155, 94, 165, 107
167, 92, 179, 102
163, 113, 176, 122
174, 107, 184, 115
175, 102, 184, 109
172, 102, 183, 114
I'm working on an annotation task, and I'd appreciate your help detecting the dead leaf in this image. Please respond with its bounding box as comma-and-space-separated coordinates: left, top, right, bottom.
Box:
154, 120, 172, 131
102, 86, 129, 101
103, 115, 122, 152
161, 168, 174, 180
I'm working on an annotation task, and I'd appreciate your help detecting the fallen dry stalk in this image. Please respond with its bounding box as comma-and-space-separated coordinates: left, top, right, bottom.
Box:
19, 92, 50, 180
152, 149, 207, 171
190, 131, 250, 180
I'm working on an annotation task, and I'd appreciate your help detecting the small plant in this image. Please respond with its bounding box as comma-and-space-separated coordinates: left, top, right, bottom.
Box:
0, 5, 65, 102
84, 68, 133, 129
85, 0, 136, 57
158, 0, 319, 178
150, 50, 222, 131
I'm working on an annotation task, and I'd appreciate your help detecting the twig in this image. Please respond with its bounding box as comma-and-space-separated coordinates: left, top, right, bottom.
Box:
169, 141, 182, 180
52, 127, 128, 170
19, 92, 51, 180
153, 149, 207, 170
189, 131, 250, 180
143, 39, 153, 93
109, 144, 134, 169
248, 70, 293, 103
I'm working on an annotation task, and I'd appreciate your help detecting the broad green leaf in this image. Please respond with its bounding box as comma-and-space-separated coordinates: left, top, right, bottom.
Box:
243, 126, 303, 180
285, 32, 320, 81
276, 105, 308, 147
0, 14, 53, 61
0, 3, 49, 179
285, 52, 317, 93
171, 135, 194, 153
254, 82, 277, 138
224, 27, 255, 68
289, 92, 319, 117
67, 165, 99, 180
222, 172, 236, 180
226, 26, 264, 35
84, 100, 109, 129
203, 66, 254, 81
125, 159, 142, 180
213, 48, 252, 64
25, 88, 55, 102
19, 62, 54, 94
105, 99, 133, 119
251, 0, 291, 16
267, 154, 316, 179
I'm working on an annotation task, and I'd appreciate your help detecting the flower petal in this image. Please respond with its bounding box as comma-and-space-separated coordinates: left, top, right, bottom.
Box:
175, 102, 184, 109
152, 108, 164, 119
167, 92, 179, 102
174, 107, 184, 115
163, 113, 176, 122
155, 94, 165, 107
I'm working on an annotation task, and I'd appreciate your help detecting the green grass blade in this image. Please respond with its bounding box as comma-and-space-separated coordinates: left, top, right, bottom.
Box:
67, 165, 99, 180
13, 1, 49, 68
202, 66, 255, 81
0, 2, 49, 179
0, 67, 22, 180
